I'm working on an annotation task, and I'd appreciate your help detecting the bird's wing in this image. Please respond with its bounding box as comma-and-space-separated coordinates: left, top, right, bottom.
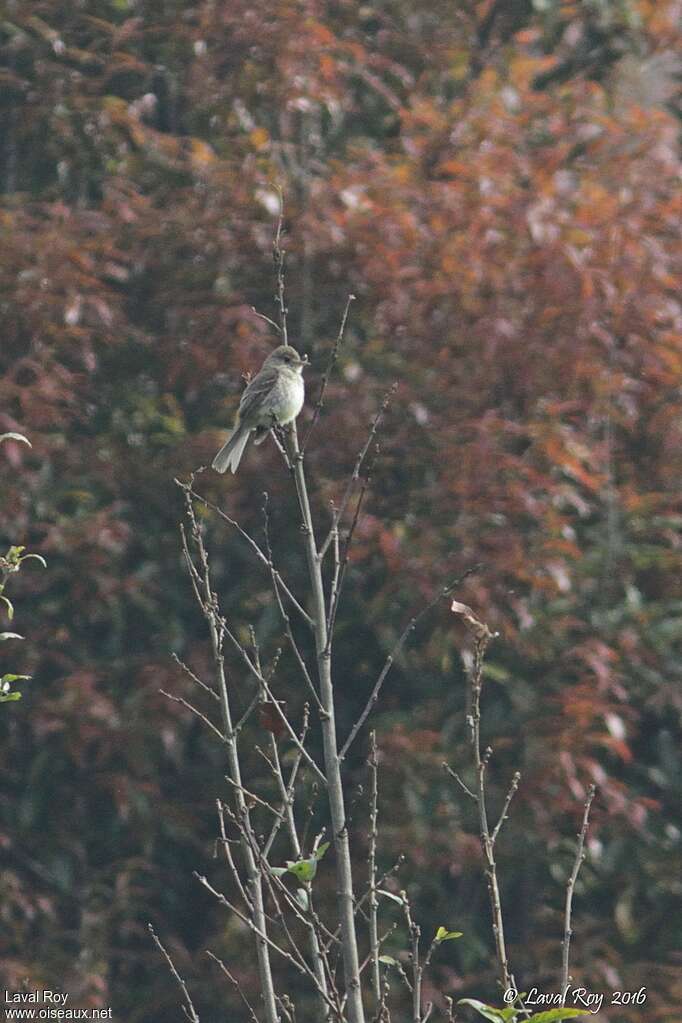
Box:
238, 364, 279, 426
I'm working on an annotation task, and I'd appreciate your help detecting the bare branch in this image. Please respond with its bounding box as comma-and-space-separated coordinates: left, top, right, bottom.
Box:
561, 785, 597, 1003
273, 186, 289, 346
251, 305, 283, 336
216, 799, 252, 910
183, 484, 313, 630
223, 775, 280, 817
257, 674, 327, 785
448, 601, 518, 998
340, 569, 480, 760
180, 488, 280, 1023
401, 890, 422, 1023
148, 923, 200, 1023
285, 421, 366, 1023
319, 384, 398, 562
261, 492, 324, 713
263, 705, 311, 858
234, 691, 261, 735
302, 293, 356, 451
325, 474, 371, 646
442, 763, 477, 802
205, 950, 261, 1023
195, 872, 307, 975
491, 771, 521, 846
367, 731, 382, 1013
159, 689, 226, 743
172, 653, 219, 702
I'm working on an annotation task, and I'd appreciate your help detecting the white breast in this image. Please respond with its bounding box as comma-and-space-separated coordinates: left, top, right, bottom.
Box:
274, 370, 305, 425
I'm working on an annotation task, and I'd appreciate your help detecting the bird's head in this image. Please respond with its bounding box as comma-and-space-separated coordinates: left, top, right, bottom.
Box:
266, 345, 308, 372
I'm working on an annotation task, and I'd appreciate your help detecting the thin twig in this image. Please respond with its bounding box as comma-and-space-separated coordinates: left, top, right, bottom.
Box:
448, 599, 522, 1001
442, 763, 477, 802
251, 306, 283, 336
262, 492, 324, 713
368, 731, 382, 1013
450, 600, 519, 1000
216, 799, 251, 909
302, 293, 356, 451
172, 653, 219, 702
319, 385, 398, 561
401, 891, 422, 1023
325, 474, 371, 646
340, 569, 480, 760
159, 689, 226, 743
148, 923, 200, 1023
182, 483, 313, 630
181, 488, 280, 1023
560, 784, 596, 1004
257, 673, 326, 784
195, 872, 307, 975
358, 923, 397, 975
263, 705, 310, 858
273, 187, 289, 346
223, 775, 280, 817
491, 771, 521, 846
353, 856, 406, 923
234, 691, 261, 735
205, 950, 261, 1023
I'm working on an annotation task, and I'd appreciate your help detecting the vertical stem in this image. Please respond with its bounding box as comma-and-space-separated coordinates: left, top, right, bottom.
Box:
402, 894, 422, 1023
368, 732, 381, 1013
560, 785, 596, 1003
268, 732, 331, 1018
470, 634, 513, 994
212, 626, 280, 1023
287, 423, 366, 1023
185, 498, 280, 1023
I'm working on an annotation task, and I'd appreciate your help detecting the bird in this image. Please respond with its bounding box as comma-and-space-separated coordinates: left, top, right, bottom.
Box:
212, 344, 308, 474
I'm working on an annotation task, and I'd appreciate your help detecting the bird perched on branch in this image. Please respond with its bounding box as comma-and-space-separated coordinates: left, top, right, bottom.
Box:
212, 345, 308, 474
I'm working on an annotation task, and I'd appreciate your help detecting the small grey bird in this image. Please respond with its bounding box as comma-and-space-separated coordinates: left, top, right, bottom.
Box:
212, 345, 307, 474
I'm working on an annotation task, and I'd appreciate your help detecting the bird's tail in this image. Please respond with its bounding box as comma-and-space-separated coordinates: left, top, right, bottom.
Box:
212, 425, 251, 474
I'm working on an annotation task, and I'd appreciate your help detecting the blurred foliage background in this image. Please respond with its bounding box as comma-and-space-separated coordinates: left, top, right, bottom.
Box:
0, 0, 681, 1019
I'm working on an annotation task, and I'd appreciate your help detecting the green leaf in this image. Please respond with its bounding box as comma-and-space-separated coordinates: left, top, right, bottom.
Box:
377, 889, 403, 904
0, 691, 22, 702
378, 955, 398, 966
0, 632, 24, 641
314, 841, 330, 860
0, 432, 31, 447
457, 999, 510, 1022
527, 1011, 592, 1022
1, 674, 31, 683
435, 926, 463, 942
287, 856, 317, 882
1, 595, 14, 619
